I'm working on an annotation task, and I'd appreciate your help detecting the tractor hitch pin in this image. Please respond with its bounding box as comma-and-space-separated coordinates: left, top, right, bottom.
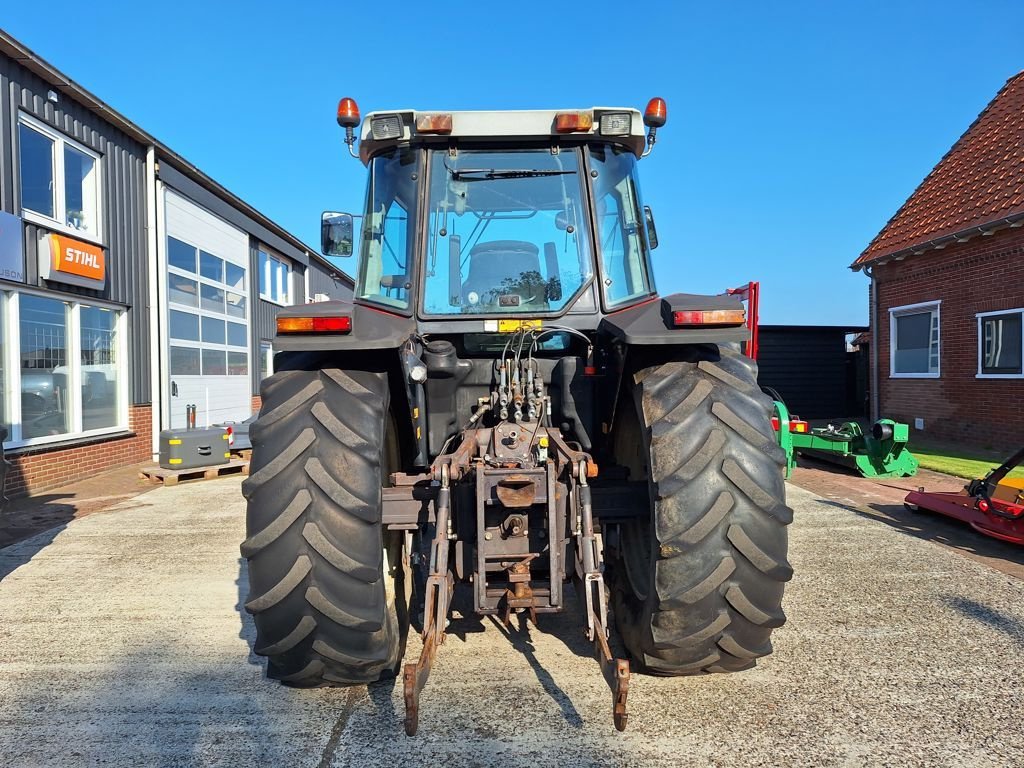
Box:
404, 464, 455, 737
577, 460, 630, 731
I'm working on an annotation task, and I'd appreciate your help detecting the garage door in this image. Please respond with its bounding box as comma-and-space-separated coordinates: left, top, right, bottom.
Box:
163, 189, 250, 429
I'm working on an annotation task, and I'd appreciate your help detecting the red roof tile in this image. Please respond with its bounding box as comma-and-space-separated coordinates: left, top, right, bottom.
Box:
853, 72, 1024, 268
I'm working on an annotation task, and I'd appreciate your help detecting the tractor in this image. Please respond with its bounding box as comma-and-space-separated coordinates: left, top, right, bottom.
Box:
241, 97, 793, 735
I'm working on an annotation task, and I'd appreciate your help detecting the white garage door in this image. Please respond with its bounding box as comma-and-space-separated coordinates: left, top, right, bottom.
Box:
163, 189, 251, 430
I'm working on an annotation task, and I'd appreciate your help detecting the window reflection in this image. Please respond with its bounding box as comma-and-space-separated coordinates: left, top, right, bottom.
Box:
81, 306, 118, 431
20, 295, 70, 439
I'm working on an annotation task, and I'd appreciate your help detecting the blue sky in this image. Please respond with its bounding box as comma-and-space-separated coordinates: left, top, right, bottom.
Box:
3, 2, 1021, 325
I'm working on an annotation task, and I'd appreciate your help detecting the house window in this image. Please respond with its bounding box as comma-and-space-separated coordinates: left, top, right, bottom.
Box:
977, 309, 1023, 378
18, 115, 101, 240
259, 249, 292, 305
1, 290, 127, 447
890, 301, 940, 377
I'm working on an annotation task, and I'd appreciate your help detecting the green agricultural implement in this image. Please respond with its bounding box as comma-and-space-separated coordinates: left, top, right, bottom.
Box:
772, 401, 918, 479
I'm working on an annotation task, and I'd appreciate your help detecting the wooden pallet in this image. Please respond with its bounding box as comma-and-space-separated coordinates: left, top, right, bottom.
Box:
139, 459, 250, 486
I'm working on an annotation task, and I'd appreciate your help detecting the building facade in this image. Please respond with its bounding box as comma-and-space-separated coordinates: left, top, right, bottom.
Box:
0, 30, 351, 496
852, 72, 1024, 453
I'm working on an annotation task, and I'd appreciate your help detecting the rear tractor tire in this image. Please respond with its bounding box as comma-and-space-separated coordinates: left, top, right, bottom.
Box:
241, 365, 407, 685
610, 346, 793, 675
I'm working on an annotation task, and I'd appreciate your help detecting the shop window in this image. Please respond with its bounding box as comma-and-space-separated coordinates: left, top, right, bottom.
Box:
168, 237, 197, 273
202, 349, 227, 375
169, 310, 200, 341
226, 263, 246, 292
20, 295, 71, 439
226, 293, 246, 318
890, 302, 940, 377
201, 317, 226, 345
1, 291, 126, 447
169, 274, 198, 308
260, 249, 292, 305
201, 284, 226, 313
18, 115, 101, 239
200, 251, 224, 282
170, 346, 200, 375
228, 351, 248, 376
80, 306, 118, 431
978, 309, 1023, 378
227, 322, 247, 347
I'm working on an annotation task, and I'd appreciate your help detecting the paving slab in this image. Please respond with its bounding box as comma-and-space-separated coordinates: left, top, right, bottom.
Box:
1, 477, 1022, 767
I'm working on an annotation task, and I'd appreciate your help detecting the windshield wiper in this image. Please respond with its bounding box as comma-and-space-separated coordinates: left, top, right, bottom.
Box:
448, 168, 577, 181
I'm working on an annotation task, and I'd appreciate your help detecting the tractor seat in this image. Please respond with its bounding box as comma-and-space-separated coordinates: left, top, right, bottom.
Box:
463, 241, 545, 308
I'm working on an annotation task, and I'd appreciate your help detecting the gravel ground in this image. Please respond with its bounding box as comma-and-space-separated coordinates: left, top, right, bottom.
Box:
1, 477, 1022, 767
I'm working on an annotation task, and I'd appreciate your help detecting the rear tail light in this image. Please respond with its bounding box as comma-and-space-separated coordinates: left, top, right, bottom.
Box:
671, 309, 746, 327
277, 316, 352, 334
554, 111, 594, 133
790, 420, 809, 433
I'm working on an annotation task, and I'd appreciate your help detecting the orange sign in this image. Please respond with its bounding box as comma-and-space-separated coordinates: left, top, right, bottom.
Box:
45, 234, 105, 282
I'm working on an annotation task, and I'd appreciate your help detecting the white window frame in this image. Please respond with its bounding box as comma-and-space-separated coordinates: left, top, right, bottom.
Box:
976, 308, 1024, 379
259, 341, 274, 382
889, 300, 941, 379
1, 287, 129, 449
259, 248, 293, 306
17, 112, 104, 246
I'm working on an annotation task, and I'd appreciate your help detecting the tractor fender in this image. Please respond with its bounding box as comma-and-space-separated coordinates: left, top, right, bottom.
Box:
599, 293, 749, 346
268, 300, 422, 466
272, 300, 416, 353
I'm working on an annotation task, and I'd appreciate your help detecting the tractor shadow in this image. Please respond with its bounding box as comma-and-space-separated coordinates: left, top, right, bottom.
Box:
942, 594, 1024, 649
486, 612, 584, 729
817, 499, 1024, 568
235, 557, 267, 672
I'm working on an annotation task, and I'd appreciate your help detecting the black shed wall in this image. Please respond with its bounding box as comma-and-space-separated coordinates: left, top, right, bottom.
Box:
757, 326, 864, 420
0, 54, 151, 405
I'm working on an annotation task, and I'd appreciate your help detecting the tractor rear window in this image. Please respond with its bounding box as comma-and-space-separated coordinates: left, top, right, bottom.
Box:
354, 147, 420, 311
422, 149, 593, 316
589, 144, 654, 308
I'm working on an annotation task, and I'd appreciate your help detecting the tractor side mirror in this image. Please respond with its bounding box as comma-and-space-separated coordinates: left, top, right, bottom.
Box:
644, 206, 659, 250
321, 212, 354, 258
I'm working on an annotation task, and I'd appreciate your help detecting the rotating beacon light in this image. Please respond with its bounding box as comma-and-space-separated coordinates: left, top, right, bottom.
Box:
336, 97, 361, 158
641, 97, 667, 158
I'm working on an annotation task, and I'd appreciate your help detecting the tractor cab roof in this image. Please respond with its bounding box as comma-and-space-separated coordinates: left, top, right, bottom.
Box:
358, 107, 647, 163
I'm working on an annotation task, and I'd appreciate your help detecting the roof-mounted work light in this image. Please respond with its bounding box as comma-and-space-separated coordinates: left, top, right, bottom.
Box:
336, 97, 361, 158
641, 97, 667, 158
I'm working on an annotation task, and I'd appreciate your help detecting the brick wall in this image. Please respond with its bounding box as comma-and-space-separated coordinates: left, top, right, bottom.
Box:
251, 395, 262, 414
873, 225, 1024, 453
4, 405, 153, 498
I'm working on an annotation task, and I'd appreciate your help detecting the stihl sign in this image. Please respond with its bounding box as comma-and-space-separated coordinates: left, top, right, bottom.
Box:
38, 232, 106, 288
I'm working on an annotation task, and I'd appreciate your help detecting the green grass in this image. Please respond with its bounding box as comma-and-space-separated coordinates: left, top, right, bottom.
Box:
909, 438, 1024, 480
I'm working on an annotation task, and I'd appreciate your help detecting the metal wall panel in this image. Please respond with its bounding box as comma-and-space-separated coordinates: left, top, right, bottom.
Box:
249, 246, 353, 396
0, 53, 151, 405
308, 257, 353, 302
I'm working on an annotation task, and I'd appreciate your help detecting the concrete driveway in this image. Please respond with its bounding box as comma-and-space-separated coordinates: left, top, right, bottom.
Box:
1, 477, 1023, 767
